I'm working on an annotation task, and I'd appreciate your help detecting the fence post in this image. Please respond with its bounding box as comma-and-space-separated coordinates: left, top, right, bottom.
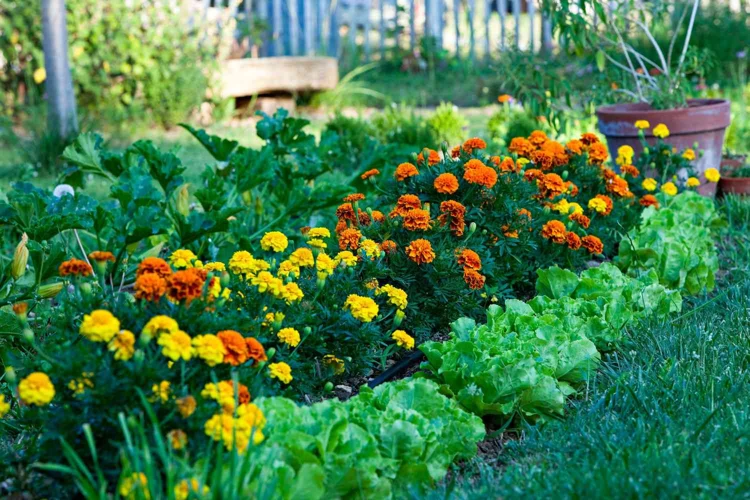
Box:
484, 0, 491, 60
528, 0, 534, 51
379, 0, 386, 58
467, 0, 476, 62
258, 0, 269, 56
303, 0, 314, 55
453, 0, 461, 58
272, 0, 282, 55
542, 14, 552, 52
289, 0, 300, 56
364, 0, 373, 61
499, 0, 506, 50
409, 0, 416, 51
512, 0, 520, 49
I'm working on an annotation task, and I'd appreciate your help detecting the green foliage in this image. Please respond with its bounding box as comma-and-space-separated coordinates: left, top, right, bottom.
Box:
427, 102, 468, 145
371, 105, 439, 148
616, 191, 722, 294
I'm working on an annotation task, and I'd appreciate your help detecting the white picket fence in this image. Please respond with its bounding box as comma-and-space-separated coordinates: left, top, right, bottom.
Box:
201, 0, 555, 61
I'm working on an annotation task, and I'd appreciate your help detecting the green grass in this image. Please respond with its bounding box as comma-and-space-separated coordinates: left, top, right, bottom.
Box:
428, 196, 750, 499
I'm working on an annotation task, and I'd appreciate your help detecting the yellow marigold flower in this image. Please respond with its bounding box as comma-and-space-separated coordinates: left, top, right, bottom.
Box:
376, 284, 408, 310
568, 202, 583, 215
517, 157, 530, 168
202, 381, 236, 412
391, 330, 415, 350
360, 239, 381, 259
661, 181, 678, 196
682, 148, 696, 161
552, 198, 572, 214
204, 410, 264, 453
281, 282, 304, 303
335, 251, 357, 267
79, 310, 120, 343
269, 362, 293, 384
289, 248, 315, 267
152, 380, 171, 403
653, 123, 670, 138
176, 395, 197, 418
119, 472, 149, 500
307, 227, 331, 239
175, 479, 209, 500
588, 197, 608, 214
192, 334, 226, 367
686, 177, 701, 188
277, 260, 300, 278
277, 327, 301, 347
323, 354, 345, 375
316, 252, 337, 276
634, 120, 650, 129
203, 261, 226, 272
617, 145, 634, 161
67, 372, 94, 395
169, 249, 197, 269
142, 315, 179, 340
0, 395, 10, 418
252, 271, 284, 295
19, 372, 55, 406
705, 168, 720, 183
308, 238, 327, 249
344, 294, 379, 322
167, 429, 188, 450
33, 67, 47, 84
107, 330, 135, 361
229, 251, 256, 275
642, 177, 658, 191
260, 231, 289, 252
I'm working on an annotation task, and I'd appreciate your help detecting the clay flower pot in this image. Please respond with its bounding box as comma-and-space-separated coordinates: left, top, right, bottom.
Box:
718, 158, 750, 196
597, 99, 731, 196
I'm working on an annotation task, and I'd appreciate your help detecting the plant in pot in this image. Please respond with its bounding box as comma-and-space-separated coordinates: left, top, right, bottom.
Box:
546, 0, 731, 195
719, 161, 750, 196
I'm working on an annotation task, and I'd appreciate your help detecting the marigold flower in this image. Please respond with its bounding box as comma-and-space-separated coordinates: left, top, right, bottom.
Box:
158, 330, 193, 362
307, 227, 331, 240
464, 164, 498, 188
251, 271, 284, 296
335, 251, 358, 266
569, 212, 591, 229
170, 249, 198, 269
67, 374, 93, 396
217, 330, 250, 366
539, 173, 565, 198
417, 148, 441, 165
361, 169, 380, 180
286, 248, 313, 268
566, 139, 584, 155
152, 380, 171, 403
0, 395, 10, 418
607, 175, 633, 198
457, 249, 482, 270
246, 337, 267, 363
376, 284, 408, 310
524, 168, 544, 182
587, 142, 609, 163
391, 330, 415, 349
541, 220, 567, 244
372, 210, 385, 222
406, 238, 436, 265
462, 137, 487, 153
463, 268, 486, 289
653, 123, 670, 138
203, 261, 226, 272
496, 156, 517, 172
518, 208, 532, 220
260, 231, 289, 253
704, 168, 720, 183
451, 145, 462, 158
134, 272, 167, 302
438, 200, 466, 236
19, 372, 55, 406
682, 149, 696, 161
88, 251, 115, 263
530, 150, 554, 170
143, 315, 179, 340
269, 362, 293, 384
137, 257, 173, 278
228, 251, 256, 275
686, 177, 700, 188
202, 380, 251, 412
119, 473, 149, 500
358, 240, 381, 260
434, 173, 459, 194
621, 164, 640, 177
281, 282, 304, 303
381, 240, 397, 254
634, 120, 650, 129
338, 228, 362, 250
186, 334, 224, 367
660, 181, 678, 196
566, 232, 582, 250
508, 137, 534, 157
581, 235, 604, 254
167, 269, 205, 304
336, 203, 356, 222
580, 132, 600, 146
588, 195, 613, 215
109, 330, 135, 361
497, 94, 512, 103
323, 354, 345, 374
642, 178, 658, 191
616, 145, 634, 165
175, 479, 209, 500
403, 209, 432, 231
343, 193, 365, 203
59, 258, 92, 277
277, 327, 301, 347
390, 194, 422, 217
176, 395, 197, 418
541, 140, 569, 166
344, 294, 380, 322
639, 194, 660, 208
395, 162, 419, 181
502, 226, 519, 238
80, 310, 120, 342
528, 130, 548, 147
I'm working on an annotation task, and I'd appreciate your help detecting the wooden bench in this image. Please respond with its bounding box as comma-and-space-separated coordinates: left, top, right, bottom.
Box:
219, 56, 339, 98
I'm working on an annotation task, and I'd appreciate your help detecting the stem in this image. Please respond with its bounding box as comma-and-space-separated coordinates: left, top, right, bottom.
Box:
667, 3, 690, 69
73, 229, 96, 278
677, 0, 700, 72
630, 17, 669, 74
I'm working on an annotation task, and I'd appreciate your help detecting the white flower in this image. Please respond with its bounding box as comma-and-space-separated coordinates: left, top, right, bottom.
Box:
53, 184, 75, 198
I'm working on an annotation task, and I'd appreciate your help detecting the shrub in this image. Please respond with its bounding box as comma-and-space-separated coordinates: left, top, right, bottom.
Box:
426, 102, 468, 145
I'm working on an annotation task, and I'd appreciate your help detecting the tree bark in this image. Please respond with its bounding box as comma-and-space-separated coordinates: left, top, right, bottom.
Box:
41, 0, 78, 140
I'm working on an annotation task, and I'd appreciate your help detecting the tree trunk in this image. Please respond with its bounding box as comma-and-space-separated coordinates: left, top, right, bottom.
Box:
41, 0, 78, 140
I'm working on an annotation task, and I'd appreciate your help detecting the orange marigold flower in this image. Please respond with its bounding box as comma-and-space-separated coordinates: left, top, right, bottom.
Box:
335, 220, 348, 234
434, 173, 459, 194
88, 251, 115, 263
541, 220, 567, 244
528, 130, 548, 147
518, 208, 532, 220
134, 273, 168, 302
462, 137, 487, 153
390, 194, 422, 217
438, 200, 467, 236
417, 148, 441, 165
59, 258, 93, 277
541, 140, 569, 166
580, 132, 600, 146
539, 173, 566, 198
464, 159, 486, 170
508, 137, 534, 157
607, 175, 633, 198
406, 239, 435, 265
595, 194, 614, 215
338, 228, 362, 250
588, 142, 609, 163
524, 168, 544, 182
457, 249, 482, 270
246, 337, 267, 364
403, 209, 431, 231
602, 168, 617, 180
217, 330, 249, 366
336, 203, 356, 222
167, 269, 205, 304
358, 209, 372, 227
566, 139, 584, 155
137, 257, 173, 279
451, 145, 462, 158
381, 240, 397, 253
343, 193, 365, 203
463, 165, 498, 189
498, 94, 512, 103
566, 232, 582, 250
621, 164, 640, 177
502, 226, 519, 238
395, 162, 419, 181
639, 194, 659, 208
372, 210, 385, 222
360, 169, 380, 180
463, 268, 486, 289
581, 235, 604, 255
530, 150, 555, 170
497, 156, 517, 172
565, 181, 579, 197
569, 212, 591, 229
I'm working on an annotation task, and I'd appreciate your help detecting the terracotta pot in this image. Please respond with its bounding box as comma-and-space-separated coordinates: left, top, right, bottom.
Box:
718, 158, 750, 196
597, 99, 731, 196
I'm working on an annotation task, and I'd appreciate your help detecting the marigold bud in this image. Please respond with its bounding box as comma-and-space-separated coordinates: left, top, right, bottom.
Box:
562, 170, 569, 180
5, 366, 16, 384
469, 222, 477, 235
393, 309, 405, 327
38, 282, 64, 299
176, 184, 190, 217
266, 347, 276, 360
22, 328, 34, 344
324, 382, 334, 392
11, 233, 29, 280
